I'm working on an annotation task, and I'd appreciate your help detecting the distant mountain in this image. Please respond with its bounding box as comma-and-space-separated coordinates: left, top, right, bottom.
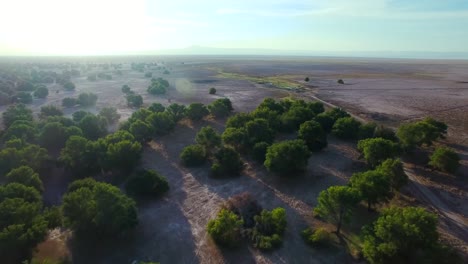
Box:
148, 46, 468, 60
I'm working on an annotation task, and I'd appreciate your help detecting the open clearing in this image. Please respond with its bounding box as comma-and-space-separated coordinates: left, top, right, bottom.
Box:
5, 56, 466, 263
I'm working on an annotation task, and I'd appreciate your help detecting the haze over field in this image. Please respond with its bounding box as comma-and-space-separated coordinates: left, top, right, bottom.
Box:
1, 0, 468, 58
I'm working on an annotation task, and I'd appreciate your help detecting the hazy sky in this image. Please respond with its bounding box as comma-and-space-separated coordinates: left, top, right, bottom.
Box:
1, 0, 468, 56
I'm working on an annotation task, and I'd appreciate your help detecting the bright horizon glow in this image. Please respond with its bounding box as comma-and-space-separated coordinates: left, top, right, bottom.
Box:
1, 0, 468, 57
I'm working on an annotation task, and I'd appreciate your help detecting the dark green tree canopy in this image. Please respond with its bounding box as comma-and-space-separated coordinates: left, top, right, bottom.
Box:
126, 169, 169, 197
180, 144, 207, 167
264, 139, 310, 176
5, 166, 44, 193
195, 126, 222, 151
350, 170, 392, 210
332, 117, 362, 140
186, 103, 209, 121
357, 137, 400, 167
298, 120, 327, 151
2, 104, 33, 128
62, 178, 138, 236
429, 147, 460, 173
314, 185, 361, 234
362, 207, 439, 264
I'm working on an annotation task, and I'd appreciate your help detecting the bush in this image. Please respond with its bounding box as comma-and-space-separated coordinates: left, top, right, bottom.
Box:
357, 137, 400, 167
222, 193, 262, 228
180, 144, 206, 167
337, 79, 344, 84
33, 85, 49, 98
208, 99, 230, 118
302, 228, 331, 247
40, 105, 63, 118
211, 147, 244, 177
332, 117, 361, 140
429, 147, 460, 173
16, 92, 33, 104
186, 103, 209, 121
148, 103, 165, 113
298, 120, 327, 151
397, 118, 447, 149
63, 81, 75, 90
62, 97, 78, 108
122, 85, 131, 94
264, 140, 310, 176
99, 107, 120, 124
126, 94, 143, 108
251, 208, 287, 250
126, 169, 169, 197
207, 209, 243, 247
209, 87, 217, 94
304, 77, 310, 82
78, 93, 98, 107
195, 126, 221, 151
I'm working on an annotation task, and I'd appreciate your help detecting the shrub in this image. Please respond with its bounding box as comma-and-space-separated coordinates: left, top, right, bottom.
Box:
126, 94, 143, 108
429, 147, 460, 173
16, 91, 33, 104
78, 93, 98, 107
186, 103, 209, 121
397, 118, 447, 149
62, 97, 78, 108
211, 147, 244, 177
337, 79, 344, 84
63, 81, 75, 90
264, 140, 310, 176
195, 126, 221, 151
126, 169, 169, 197
302, 227, 331, 247
33, 85, 49, 98
99, 107, 120, 124
121, 85, 131, 94
332, 117, 361, 140
251, 208, 287, 250
40, 105, 63, 118
207, 209, 243, 247
208, 99, 230, 118
304, 77, 310, 82
209, 87, 217, 94
222, 193, 262, 228
180, 144, 206, 167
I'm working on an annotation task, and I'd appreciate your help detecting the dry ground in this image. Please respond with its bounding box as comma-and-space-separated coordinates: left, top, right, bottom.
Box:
6, 56, 465, 263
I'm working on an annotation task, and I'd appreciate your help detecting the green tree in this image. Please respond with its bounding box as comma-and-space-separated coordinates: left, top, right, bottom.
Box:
358, 122, 377, 139
375, 159, 408, 192
121, 85, 131, 94
332, 117, 361, 140
186, 103, 209, 121
62, 97, 78, 108
298, 120, 327, 151
209, 87, 216, 94
222, 127, 247, 151
350, 170, 392, 210
145, 112, 175, 135
264, 140, 310, 176
313, 113, 335, 133
33, 85, 48, 98
5, 166, 44, 193
105, 140, 142, 173
246, 118, 275, 145
63, 81, 75, 91
429, 147, 460, 173
39, 105, 63, 119
0, 183, 49, 261
397, 118, 447, 149
126, 94, 143, 108
3, 120, 37, 143
16, 92, 33, 104
59, 136, 100, 176
166, 103, 186, 122
78, 114, 107, 140
362, 207, 440, 264
125, 169, 169, 197
211, 147, 244, 177
180, 144, 207, 167
0, 144, 49, 175
195, 126, 221, 151
207, 209, 243, 247
2, 104, 33, 128
148, 103, 165, 113
357, 138, 400, 167
99, 107, 120, 124
129, 120, 154, 142
313, 186, 361, 234
208, 99, 230, 118
251, 208, 287, 250
226, 113, 253, 128
78, 93, 98, 107
62, 178, 138, 236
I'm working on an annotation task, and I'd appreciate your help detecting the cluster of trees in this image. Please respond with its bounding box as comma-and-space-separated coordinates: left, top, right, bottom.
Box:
207, 193, 287, 250
147, 77, 169, 95
62, 92, 98, 108
121, 85, 143, 108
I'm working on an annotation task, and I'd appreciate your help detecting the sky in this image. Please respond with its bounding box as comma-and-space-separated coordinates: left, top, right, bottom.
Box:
0, 0, 468, 56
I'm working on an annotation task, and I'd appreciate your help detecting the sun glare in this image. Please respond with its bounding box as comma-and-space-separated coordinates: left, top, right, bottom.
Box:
0, 0, 154, 55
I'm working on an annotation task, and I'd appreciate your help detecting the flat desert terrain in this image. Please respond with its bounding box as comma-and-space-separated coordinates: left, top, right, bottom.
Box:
2, 56, 466, 263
